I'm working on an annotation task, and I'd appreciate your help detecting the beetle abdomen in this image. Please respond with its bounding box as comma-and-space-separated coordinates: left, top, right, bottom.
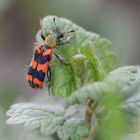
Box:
27, 45, 52, 89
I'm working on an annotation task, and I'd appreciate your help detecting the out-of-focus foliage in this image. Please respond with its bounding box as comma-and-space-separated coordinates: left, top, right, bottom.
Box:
0, 86, 19, 109
36, 16, 117, 97
0, 0, 15, 14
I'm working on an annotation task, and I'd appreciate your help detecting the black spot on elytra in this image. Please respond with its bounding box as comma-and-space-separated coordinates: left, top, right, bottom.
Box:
28, 67, 46, 82
34, 50, 51, 64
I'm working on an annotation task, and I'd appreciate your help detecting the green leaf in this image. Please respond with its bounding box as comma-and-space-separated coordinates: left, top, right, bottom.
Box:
65, 66, 140, 139
95, 38, 117, 72
7, 103, 77, 136
65, 82, 108, 108
36, 16, 116, 97
71, 54, 87, 88
71, 41, 105, 88
95, 66, 140, 137
119, 99, 140, 132
6, 103, 90, 139
79, 41, 105, 81
1, 108, 55, 140
51, 62, 76, 97
57, 118, 90, 140
65, 66, 140, 107
96, 109, 129, 140
96, 93, 140, 139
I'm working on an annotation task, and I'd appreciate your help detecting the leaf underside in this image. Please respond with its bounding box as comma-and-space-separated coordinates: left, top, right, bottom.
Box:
57, 118, 90, 140
7, 103, 89, 140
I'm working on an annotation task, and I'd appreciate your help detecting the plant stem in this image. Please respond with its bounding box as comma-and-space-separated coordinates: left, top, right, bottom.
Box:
85, 99, 97, 123
84, 100, 98, 140
85, 100, 93, 123
84, 121, 99, 140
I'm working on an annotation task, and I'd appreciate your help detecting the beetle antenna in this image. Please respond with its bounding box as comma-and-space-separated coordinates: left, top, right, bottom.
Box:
63, 30, 75, 33
53, 17, 57, 29
41, 31, 45, 40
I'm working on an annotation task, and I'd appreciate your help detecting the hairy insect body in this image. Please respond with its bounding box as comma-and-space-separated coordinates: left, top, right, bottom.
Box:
44, 33, 58, 48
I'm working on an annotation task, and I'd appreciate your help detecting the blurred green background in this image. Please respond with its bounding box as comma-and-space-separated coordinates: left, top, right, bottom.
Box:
0, 0, 140, 139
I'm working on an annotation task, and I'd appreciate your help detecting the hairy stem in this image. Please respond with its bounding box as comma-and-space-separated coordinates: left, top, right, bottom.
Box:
85, 100, 93, 123
84, 100, 98, 140
85, 100, 97, 123
84, 121, 99, 140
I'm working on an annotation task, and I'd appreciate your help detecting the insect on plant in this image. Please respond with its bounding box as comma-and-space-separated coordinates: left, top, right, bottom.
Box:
8, 16, 140, 140
27, 17, 75, 91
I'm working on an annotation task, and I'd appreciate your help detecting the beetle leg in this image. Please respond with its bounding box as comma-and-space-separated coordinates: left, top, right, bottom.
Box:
47, 66, 51, 81
58, 40, 68, 46
46, 66, 51, 95
54, 52, 68, 65
58, 36, 73, 46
